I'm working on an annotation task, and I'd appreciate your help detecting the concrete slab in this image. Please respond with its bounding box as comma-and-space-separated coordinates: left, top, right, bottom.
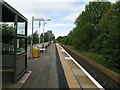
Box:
77, 76, 98, 88
72, 69, 85, 76
67, 60, 79, 69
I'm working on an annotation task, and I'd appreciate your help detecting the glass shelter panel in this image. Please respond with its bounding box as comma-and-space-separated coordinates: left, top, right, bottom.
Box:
17, 22, 25, 35
1, 23, 14, 35
1, 23, 14, 52
2, 39, 14, 52
17, 38, 25, 54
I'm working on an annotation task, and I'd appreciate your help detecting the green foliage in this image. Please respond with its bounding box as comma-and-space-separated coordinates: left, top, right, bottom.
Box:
1, 24, 14, 45
27, 30, 55, 45
89, 1, 120, 71
73, 23, 94, 50
78, 50, 120, 74
27, 36, 31, 45
67, 1, 112, 51
75, 1, 111, 26
57, 1, 120, 74
80, 50, 107, 66
56, 36, 67, 44
33, 30, 39, 44
40, 30, 55, 43
0, 24, 14, 35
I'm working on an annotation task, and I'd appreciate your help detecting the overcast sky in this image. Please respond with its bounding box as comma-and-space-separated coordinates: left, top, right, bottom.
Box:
5, 0, 116, 38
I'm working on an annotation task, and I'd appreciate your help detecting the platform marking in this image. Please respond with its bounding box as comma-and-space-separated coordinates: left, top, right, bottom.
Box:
58, 44, 105, 90
19, 71, 32, 84
61, 49, 65, 52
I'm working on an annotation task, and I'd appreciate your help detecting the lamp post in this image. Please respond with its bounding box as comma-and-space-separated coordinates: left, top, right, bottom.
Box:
39, 21, 41, 43
48, 30, 50, 43
33, 18, 51, 44
31, 16, 34, 59
42, 21, 47, 47
42, 19, 51, 48
31, 17, 51, 58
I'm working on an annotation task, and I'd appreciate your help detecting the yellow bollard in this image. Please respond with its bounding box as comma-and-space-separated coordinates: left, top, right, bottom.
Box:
32, 46, 40, 58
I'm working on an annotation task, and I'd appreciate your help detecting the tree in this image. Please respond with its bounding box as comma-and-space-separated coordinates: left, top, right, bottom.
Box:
89, 1, 120, 70
56, 36, 67, 44
64, 1, 112, 51
1, 24, 14, 45
27, 36, 31, 45
33, 30, 39, 44
1, 23, 14, 35
40, 30, 55, 42
57, 1, 120, 73
75, 1, 111, 26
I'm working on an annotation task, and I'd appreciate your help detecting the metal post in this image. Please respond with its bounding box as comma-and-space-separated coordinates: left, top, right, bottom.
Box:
32, 18, 51, 48
39, 21, 41, 43
25, 21, 28, 69
14, 15, 18, 82
49, 30, 50, 43
0, 2, 2, 88
43, 21, 45, 46
31, 16, 34, 59
42, 21, 47, 48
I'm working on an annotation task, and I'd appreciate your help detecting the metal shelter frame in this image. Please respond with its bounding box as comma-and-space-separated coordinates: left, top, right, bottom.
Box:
1, 1, 27, 83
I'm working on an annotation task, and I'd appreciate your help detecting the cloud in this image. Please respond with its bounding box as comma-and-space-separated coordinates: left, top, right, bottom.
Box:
46, 23, 75, 38
4, 0, 117, 38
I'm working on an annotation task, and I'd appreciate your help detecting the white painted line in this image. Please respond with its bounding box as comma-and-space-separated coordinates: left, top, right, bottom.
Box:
19, 71, 32, 84
57, 44, 105, 90
64, 57, 72, 60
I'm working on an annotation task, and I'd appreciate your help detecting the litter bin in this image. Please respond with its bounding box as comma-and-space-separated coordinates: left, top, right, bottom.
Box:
32, 46, 40, 58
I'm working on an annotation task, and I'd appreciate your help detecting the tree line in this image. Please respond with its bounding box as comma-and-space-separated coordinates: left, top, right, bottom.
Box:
57, 1, 120, 73
27, 30, 55, 45
0, 23, 55, 45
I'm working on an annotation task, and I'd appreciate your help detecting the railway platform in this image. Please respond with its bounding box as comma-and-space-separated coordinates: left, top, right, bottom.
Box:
3, 43, 104, 89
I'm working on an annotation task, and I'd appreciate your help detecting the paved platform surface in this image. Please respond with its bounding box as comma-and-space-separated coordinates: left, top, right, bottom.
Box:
22, 43, 68, 88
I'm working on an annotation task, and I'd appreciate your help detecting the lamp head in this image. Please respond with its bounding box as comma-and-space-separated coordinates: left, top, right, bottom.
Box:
47, 19, 51, 21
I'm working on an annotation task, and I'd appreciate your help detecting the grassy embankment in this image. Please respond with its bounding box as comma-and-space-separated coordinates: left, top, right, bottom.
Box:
67, 45, 120, 74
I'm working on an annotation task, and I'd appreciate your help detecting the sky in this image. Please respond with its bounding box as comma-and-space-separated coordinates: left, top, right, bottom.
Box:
5, 0, 117, 38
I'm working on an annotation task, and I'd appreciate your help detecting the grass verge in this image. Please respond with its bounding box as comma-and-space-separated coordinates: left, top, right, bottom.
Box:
67, 45, 120, 74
